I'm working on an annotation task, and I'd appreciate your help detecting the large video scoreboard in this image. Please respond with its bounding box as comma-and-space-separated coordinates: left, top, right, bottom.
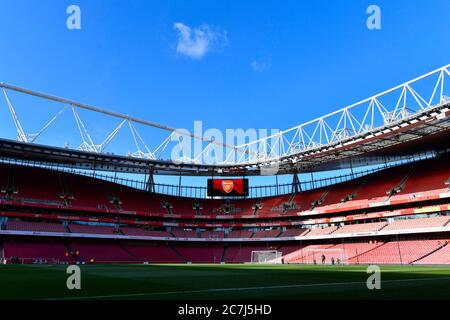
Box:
207, 178, 249, 197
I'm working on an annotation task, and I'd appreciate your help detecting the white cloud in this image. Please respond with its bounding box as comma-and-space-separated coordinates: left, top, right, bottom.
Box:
173, 22, 228, 59
251, 58, 272, 73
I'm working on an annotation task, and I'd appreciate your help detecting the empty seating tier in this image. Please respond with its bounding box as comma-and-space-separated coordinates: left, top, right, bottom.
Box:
1, 154, 449, 220
7, 220, 66, 233
68, 224, 116, 235
383, 216, 450, 231
333, 222, 387, 234
252, 230, 281, 238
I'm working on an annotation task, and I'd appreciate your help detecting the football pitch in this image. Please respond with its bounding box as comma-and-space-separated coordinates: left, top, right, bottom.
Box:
0, 264, 449, 300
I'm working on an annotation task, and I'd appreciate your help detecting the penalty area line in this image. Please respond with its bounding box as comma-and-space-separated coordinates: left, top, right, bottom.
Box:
44, 276, 450, 300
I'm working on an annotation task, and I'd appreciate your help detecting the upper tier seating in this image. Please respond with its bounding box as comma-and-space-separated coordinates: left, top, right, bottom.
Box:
168, 196, 198, 215
0, 165, 10, 193
64, 173, 114, 210
199, 199, 254, 216
257, 195, 293, 214
12, 166, 63, 202
350, 165, 412, 203
1, 154, 450, 219
317, 179, 362, 208
107, 184, 166, 214
398, 158, 450, 195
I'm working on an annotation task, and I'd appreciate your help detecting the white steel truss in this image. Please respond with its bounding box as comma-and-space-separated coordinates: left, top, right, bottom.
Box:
0, 64, 450, 167
230, 64, 450, 164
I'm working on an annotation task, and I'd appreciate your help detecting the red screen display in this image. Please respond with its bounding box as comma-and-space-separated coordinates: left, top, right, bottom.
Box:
207, 179, 249, 197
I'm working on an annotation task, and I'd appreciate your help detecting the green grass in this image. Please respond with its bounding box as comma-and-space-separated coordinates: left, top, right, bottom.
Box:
0, 264, 450, 300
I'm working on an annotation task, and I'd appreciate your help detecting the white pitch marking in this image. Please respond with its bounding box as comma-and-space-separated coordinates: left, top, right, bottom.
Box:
45, 276, 450, 300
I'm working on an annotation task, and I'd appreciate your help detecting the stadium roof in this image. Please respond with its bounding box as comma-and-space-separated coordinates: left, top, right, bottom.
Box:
1, 65, 450, 176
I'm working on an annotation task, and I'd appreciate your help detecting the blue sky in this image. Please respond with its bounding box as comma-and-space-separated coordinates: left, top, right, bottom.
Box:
0, 0, 450, 187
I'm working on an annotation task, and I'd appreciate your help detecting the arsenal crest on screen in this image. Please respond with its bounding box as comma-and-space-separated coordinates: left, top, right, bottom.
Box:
221, 180, 234, 194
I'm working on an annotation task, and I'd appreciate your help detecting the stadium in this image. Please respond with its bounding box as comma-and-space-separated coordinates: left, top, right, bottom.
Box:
1, 64, 450, 300
1, 1, 450, 303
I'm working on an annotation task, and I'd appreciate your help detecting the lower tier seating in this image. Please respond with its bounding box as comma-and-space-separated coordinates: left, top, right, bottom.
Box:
282, 240, 448, 265
3, 236, 450, 265
350, 240, 445, 264
414, 241, 450, 264
70, 240, 134, 262
3, 238, 73, 263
